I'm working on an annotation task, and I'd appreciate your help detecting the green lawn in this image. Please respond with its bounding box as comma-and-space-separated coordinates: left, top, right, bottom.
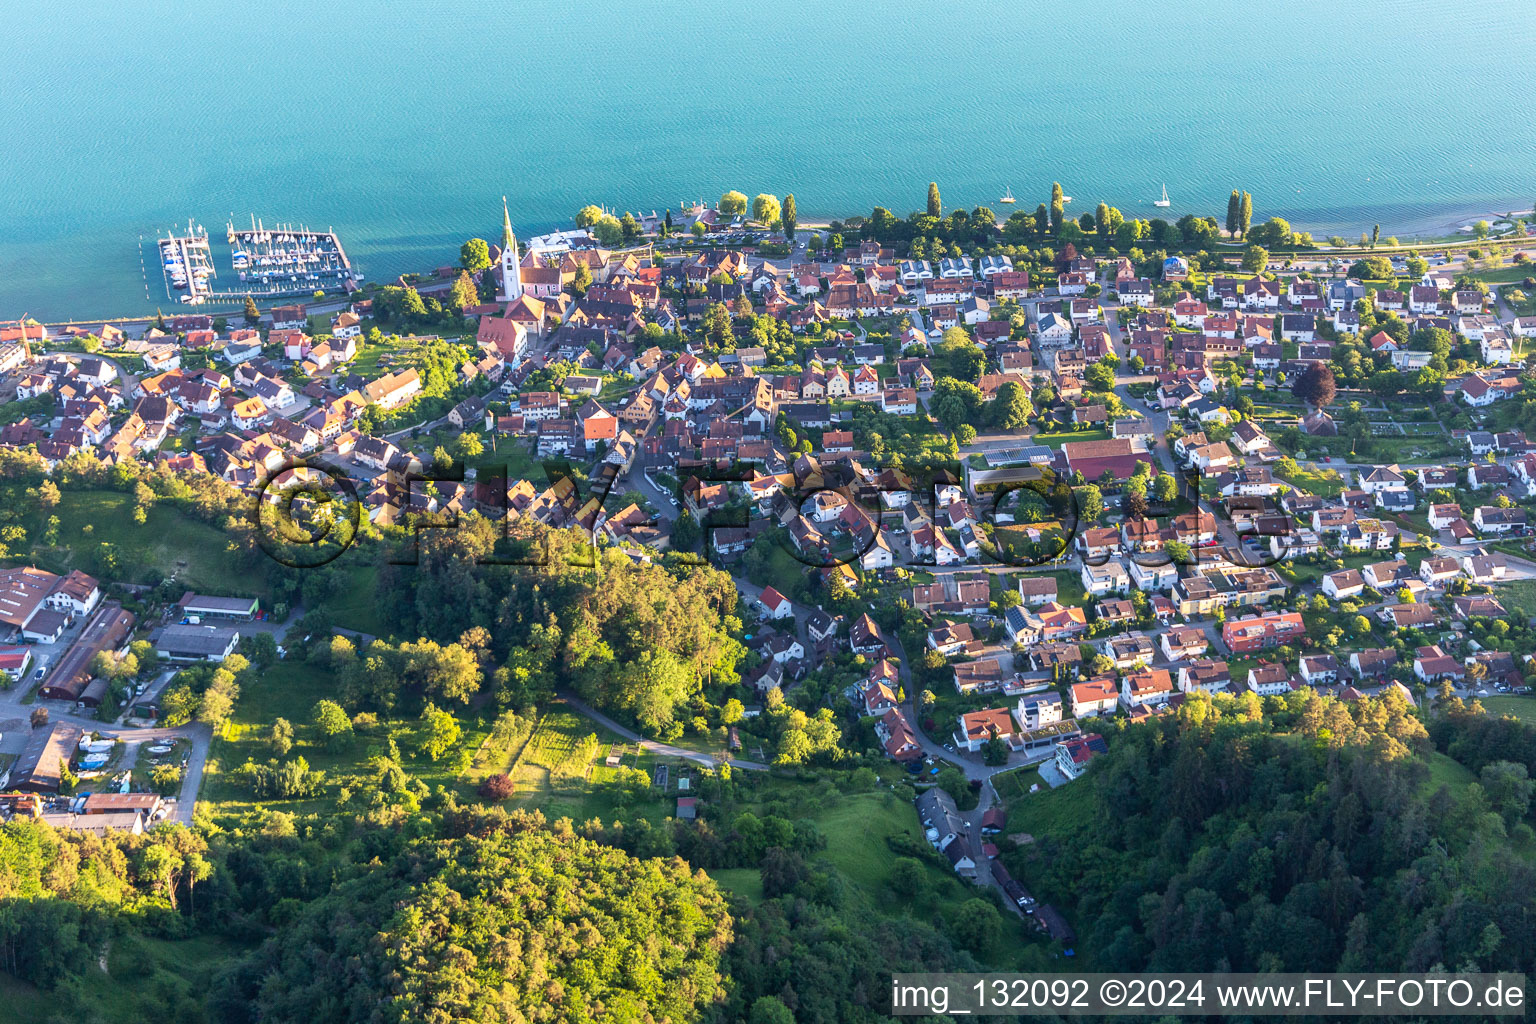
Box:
200, 659, 492, 821
805, 787, 1036, 964
1276, 464, 1347, 498
1005, 771, 1098, 838
708, 867, 765, 904
1458, 264, 1536, 285
327, 562, 387, 636
1030, 428, 1110, 449
1494, 580, 1536, 620
1482, 696, 1536, 723
1279, 551, 1380, 585
992, 766, 1045, 814
7, 486, 268, 599
1421, 752, 1477, 796
349, 332, 420, 379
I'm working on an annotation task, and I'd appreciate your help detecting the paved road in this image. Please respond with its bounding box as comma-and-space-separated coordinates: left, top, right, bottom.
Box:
633, 466, 679, 522
0, 648, 213, 820
560, 692, 770, 771
173, 724, 212, 824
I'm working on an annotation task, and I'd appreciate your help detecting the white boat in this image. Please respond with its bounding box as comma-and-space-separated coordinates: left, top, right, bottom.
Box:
1062, 195, 1073, 204
999, 186, 1015, 204
1154, 183, 1171, 208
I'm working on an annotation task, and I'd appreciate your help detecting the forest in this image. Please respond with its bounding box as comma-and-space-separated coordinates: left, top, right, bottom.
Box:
372, 516, 750, 740
3, 638, 1536, 1022
1004, 688, 1536, 977
6, 444, 1536, 1021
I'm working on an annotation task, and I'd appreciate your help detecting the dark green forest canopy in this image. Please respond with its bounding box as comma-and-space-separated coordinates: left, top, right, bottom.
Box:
1006, 689, 1536, 976
211, 827, 731, 1024
373, 518, 748, 734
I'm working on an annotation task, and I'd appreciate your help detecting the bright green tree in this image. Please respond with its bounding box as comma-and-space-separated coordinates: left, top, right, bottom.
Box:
751, 194, 781, 225
719, 191, 749, 217
312, 699, 353, 749
459, 238, 491, 272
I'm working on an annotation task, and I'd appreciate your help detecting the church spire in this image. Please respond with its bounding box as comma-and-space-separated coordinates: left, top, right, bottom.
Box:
499, 196, 523, 301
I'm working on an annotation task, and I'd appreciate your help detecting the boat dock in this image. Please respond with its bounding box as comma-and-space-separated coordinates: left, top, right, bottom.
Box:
157, 221, 218, 306
152, 215, 360, 308
224, 215, 359, 298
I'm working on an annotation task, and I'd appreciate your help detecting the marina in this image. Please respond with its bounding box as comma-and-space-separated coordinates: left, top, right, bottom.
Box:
155, 215, 360, 307
157, 221, 218, 305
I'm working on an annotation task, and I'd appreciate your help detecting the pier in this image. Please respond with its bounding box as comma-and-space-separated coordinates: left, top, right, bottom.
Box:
151, 215, 360, 308
222, 215, 359, 299
157, 221, 218, 306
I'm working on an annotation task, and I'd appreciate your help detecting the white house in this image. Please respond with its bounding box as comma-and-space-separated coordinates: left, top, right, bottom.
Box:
1081, 559, 1130, 596
1357, 464, 1407, 494
1036, 313, 1072, 346
757, 586, 793, 620
1128, 559, 1179, 593
1321, 569, 1366, 600
1069, 678, 1119, 719
1120, 669, 1174, 709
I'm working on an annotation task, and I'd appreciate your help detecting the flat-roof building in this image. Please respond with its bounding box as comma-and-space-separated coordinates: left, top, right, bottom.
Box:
154, 623, 241, 662
176, 592, 260, 621
83, 792, 164, 816
39, 810, 145, 835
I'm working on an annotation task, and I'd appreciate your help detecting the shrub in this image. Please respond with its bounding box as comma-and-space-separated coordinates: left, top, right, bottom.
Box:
478, 773, 515, 800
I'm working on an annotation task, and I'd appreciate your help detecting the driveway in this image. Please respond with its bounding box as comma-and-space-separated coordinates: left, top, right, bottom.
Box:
560, 692, 769, 771
173, 724, 212, 824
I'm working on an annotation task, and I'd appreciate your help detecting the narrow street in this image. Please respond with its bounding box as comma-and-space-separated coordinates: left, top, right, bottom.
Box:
560, 692, 770, 770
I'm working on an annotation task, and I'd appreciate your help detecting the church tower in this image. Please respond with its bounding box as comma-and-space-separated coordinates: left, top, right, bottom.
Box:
500, 197, 523, 302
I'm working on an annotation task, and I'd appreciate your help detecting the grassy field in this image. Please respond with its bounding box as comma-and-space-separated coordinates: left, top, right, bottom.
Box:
327, 562, 387, 636
1358, 436, 1456, 462
1460, 264, 1536, 285
1275, 464, 1347, 498
8, 485, 268, 599
349, 332, 421, 379
1494, 580, 1536, 620
501, 706, 670, 824
200, 659, 493, 822
808, 787, 1036, 965
1482, 696, 1536, 723
992, 766, 1045, 813
1422, 752, 1477, 795
707, 867, 765, 903
1005, 771, 1098, 838
1278, 551, 1381, 586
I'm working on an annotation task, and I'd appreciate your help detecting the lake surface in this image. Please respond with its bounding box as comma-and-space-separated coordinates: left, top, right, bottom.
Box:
4, 0, 1535, 319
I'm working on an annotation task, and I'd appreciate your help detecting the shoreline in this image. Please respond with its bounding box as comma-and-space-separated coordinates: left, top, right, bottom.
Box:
798, 204, 1534, 244
12, 198, 1535, 326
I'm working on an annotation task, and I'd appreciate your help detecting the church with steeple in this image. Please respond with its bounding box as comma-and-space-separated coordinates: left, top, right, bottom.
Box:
499, 197, 523, 302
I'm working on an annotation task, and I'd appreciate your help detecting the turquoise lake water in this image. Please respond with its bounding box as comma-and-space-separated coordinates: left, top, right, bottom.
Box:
4, 0, 1535, 320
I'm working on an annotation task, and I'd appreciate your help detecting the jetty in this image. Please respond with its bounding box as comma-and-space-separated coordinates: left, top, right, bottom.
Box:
224, 215, 360, 297
157, 221, 218, 306
154, 215, 360, 307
